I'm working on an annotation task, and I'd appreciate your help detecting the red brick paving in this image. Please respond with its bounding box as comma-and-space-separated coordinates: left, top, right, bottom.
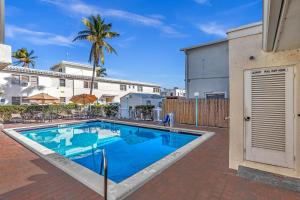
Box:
0, 120, 103, 200
1, 120, 300, 200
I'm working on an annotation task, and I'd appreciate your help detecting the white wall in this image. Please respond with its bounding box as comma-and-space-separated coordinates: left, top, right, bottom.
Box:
228, 23, 300, 178
0, 70, 160, 105
185, 41, 229, 98
65, 66, 93, 76
120, 94, 162, 118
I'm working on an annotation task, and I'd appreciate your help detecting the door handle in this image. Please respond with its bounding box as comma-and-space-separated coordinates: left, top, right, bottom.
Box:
244, 116, 251, 121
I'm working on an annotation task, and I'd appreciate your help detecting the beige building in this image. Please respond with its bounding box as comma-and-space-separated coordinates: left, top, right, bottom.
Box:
183, 0, 300, 178
229, 0, 300, 178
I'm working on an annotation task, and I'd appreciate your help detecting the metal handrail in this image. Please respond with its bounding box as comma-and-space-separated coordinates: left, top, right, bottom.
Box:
100, 149, 108, 200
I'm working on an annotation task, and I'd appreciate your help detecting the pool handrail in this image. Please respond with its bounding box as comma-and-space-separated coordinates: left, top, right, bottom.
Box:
101, 149, 108, 200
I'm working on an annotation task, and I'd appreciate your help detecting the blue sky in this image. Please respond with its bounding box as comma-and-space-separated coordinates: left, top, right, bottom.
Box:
5, 0, 262, 88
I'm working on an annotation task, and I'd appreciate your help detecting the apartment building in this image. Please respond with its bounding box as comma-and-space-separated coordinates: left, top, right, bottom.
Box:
0, 61, 160, 105
160, 87, 186, 97
181, 40, 229, 99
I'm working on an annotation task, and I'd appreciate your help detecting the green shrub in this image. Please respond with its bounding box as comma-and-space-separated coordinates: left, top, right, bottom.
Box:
135, 105, 155, 115
0, 104, 78, 121
135, 105, 155, 120
104, 104, 119, 117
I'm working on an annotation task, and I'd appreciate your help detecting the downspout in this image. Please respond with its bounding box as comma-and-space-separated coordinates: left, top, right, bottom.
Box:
273, 0, 290, 52
0, 0, 4, 44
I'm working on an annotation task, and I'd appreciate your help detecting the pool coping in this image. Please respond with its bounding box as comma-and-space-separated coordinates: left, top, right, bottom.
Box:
3, 119, 215, 200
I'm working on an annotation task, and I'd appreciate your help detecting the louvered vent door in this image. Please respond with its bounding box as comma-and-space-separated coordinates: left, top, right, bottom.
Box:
244, 67, 294, 168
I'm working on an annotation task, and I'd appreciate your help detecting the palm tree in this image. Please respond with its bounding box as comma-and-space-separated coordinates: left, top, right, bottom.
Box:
12, 48, 37, 68
96, 67, 107, 77
73, 15, 119, 95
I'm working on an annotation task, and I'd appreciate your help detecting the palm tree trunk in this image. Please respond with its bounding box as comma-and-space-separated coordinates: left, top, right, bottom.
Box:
90, 62, 96, 95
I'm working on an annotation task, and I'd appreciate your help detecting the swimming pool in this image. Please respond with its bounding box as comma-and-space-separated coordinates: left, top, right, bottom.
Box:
5, 120, 214, 199
20, 121, 198, 183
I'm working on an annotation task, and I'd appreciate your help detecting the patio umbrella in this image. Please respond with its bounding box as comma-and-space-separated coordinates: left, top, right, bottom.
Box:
27, 93, 59, 121
27, 93, 59, 104
70, 94, 97, 105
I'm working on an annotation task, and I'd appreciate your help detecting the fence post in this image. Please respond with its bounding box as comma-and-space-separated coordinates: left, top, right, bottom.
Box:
194, 92, 199, 127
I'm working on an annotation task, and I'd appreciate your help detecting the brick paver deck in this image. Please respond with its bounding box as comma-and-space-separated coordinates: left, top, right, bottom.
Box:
1, 120, 300, 200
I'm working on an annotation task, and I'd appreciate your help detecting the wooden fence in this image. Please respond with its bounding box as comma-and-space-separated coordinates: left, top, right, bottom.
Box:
162, 98, 229, 128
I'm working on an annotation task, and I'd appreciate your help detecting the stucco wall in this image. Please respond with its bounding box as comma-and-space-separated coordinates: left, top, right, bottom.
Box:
186, 41, 229, 98
228, 24, 300, 178
65, 66, 93, 76
0, 71, 159, 105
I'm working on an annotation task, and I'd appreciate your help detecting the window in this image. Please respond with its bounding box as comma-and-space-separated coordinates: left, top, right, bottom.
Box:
11, 75, 20, 85
138, 86, 143, 92
12, 97, 21, 105
120, 84, 127, 91
133, 86, 135, 89
58, 68, 63, 72
84, 81, 98, 89
84, 81, 89, 88
21, 97, 30, 104
30, 76, 38, 86
146, 100, 151, 105
153, 87, 160, 93
59, 79, 66, 87
93, 82, 98, 89
205, 92, 225, 99
21, 76, 29, 87
60, 97, 66, 104
0, 98, 5, 104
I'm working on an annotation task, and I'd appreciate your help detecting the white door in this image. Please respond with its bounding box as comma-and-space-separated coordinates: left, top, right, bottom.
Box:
244, 67, 294, 168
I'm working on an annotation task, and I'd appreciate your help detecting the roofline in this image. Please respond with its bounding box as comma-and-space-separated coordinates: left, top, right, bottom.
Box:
227, 21, 263, 33
4, 66, 160, 87
51, 61, 93, 70
121, 92, 163, 98
180, 39, 228, 51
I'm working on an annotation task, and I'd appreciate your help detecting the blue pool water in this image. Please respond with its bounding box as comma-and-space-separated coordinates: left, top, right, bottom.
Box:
20, 121, 198, 183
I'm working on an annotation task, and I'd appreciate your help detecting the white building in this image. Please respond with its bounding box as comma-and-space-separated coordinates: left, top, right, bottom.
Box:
0, 61, 161, 105
160, 87, 186, 97
120, 93, 163, 119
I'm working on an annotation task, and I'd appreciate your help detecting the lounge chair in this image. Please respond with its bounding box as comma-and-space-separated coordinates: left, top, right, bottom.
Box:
59, 111, 72, 119
22, 113, 33, 123
33, 112, 44, 123
161, 114, 170, 126
10, 113, 23, 123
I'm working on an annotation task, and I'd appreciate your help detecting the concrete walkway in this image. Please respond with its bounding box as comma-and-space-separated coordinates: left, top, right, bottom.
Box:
0, 120, 299, 200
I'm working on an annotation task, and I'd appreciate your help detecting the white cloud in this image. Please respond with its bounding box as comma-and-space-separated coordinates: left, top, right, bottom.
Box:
197, 22, 227, 37
40, 0, 186, 38
6, 25, 73, 47
117, 36, 136, 48
194, 0, 211, 5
